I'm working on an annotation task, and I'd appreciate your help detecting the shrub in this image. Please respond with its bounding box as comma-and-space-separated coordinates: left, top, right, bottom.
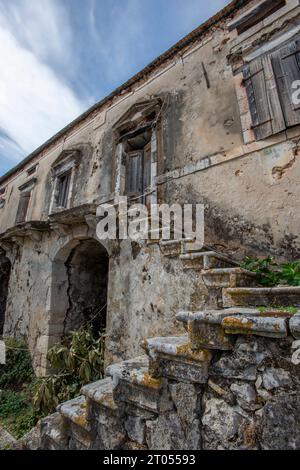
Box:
33, 328, 106, 414
0, 338, 35, 389
0, 345, 38, 440
241, 257, 300, 287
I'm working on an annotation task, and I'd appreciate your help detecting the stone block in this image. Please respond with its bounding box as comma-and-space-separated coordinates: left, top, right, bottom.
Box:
290, 313, 300, 339
169, 382, 201, 429
68, 437, 89, 450
261, 394, 300, 449
21, 425, 41, 450
222, 314, 288, 339
58, 396, 90, 432
189, 321, 235, 351
144, 335, 212, 383
202, 397, 253, 450
223, 287, 300, 308
125, 416, 145, 445
262, 367, 290, 391
210, 337, 270, 381
69, 421, 94, 449
230, 383, 260, 411
177, 309, 258, 351
96, 412, 126, 450
201, 267, 258, 288
40, 412, 68, 450
146, 412, 201, 450
106, 356, 172, 413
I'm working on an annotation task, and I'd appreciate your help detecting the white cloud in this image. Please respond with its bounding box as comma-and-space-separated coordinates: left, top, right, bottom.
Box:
0, 0, 73, 68
0, 0, 87, 167
0, 134, 24, 163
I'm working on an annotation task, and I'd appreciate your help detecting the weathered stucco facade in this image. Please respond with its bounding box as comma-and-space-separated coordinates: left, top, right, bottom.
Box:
1, 0, 300, 381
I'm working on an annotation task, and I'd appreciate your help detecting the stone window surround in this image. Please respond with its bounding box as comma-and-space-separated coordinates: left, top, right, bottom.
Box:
228, 0, 287, 37
26, 163, 39, 177
230, 0, 300, 144
112, 99, 162, 207
49, 150, 81, 215
230, 0, 300, 49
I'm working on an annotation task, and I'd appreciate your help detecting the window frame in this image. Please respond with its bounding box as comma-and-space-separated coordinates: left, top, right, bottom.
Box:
112, 98, 163, 207
241, 35, 300, 141
15, 178, 37, 225
56, 170, 72, 209
49, 150, 81, 214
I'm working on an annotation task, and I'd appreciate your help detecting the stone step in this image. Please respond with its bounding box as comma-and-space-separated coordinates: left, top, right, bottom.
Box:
81, 377, 117, 412
143, 334, 212, 384
81, 377, 126, 450
58, 395, 90, 431
177, 307, 292, 350
223, 286, 300, 308
159, 239, 182, 257
40, 412, 68, 450
58, 395, 94, 450
159, 239, 209, 258
181, 239, 207, 253
180, 251, 238, 270
106, 356, 170, 415
201, 267, 258, 288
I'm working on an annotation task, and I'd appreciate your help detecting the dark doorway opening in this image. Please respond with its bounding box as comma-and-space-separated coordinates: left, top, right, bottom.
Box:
63, 239, 109, 337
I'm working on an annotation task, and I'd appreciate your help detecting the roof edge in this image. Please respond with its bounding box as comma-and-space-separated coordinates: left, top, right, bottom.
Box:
0, 0, 249, 187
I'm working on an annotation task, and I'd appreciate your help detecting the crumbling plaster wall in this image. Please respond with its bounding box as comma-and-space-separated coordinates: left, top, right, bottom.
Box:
2, 229, 211, 374
105, 240, 210, 366
164, 139, 300, 261
3, 236, 54, 374
0, 253, 11, 335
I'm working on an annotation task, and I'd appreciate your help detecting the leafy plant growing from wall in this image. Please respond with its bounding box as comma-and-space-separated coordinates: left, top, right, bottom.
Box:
33, 328, 106, 415
281, 262, 300, 286
241, 257, 300, 287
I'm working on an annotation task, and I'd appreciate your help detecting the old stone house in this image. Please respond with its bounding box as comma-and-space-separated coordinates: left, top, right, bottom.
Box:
0, 0, 300, 385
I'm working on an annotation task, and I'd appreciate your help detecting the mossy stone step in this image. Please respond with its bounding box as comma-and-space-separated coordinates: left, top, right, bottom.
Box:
223, 286, 300, 308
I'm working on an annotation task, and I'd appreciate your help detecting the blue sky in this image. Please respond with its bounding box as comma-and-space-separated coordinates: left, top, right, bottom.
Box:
0, 0, 229, 177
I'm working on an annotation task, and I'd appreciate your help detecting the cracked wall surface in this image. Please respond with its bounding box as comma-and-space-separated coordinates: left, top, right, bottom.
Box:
0, 0, 299, 373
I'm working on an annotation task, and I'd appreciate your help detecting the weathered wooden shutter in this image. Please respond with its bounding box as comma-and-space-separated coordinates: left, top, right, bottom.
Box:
143, 145, 151, 192
126, 151, 143, 198
243, 55, 285, 140
15, 191, 31, 224
271, 38, 300, 127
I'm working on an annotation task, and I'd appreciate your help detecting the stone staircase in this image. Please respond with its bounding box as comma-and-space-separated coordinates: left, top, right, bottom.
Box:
38, 245, 300, 450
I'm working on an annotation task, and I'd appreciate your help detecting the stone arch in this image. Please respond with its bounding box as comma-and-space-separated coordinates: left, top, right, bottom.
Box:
0, 251, 11, 336
47, 236, 109, 350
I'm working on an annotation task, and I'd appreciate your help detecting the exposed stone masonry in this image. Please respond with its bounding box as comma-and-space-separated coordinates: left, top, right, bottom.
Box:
24, 242, 300, 451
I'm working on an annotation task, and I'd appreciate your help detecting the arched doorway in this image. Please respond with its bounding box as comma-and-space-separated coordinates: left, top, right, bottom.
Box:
49, 238, 109, 346
0, 252, 11, 337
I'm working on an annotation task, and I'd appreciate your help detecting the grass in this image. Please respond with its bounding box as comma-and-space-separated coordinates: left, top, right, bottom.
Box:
0, 390, 37, 439
0, 338, 43, 439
